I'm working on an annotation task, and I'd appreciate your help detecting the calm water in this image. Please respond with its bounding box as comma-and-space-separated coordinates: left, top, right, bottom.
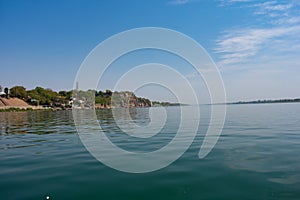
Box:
1, 103, 300, 200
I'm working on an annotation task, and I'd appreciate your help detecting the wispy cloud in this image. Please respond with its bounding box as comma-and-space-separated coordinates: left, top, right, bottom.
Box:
218, 0, 254, 6
253, 1, 292, 13
215, 0, 300, 68
167, 0, 189, 5
251, 1, 295, 24
216, 26, 300, 65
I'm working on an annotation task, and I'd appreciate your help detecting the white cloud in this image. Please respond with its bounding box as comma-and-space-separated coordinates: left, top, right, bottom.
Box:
251, 1, 295, 25
253, 1, 292, 13
218, 0, 254, 6
212, 1, 300, 101
215, 0, 300, 67
215, 26, 300, 65
219, 0, 298, 24
273, 16, 300, 25
167, 0, 189, 5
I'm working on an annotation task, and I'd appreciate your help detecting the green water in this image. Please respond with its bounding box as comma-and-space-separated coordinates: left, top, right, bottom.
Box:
1, 104, 300, 200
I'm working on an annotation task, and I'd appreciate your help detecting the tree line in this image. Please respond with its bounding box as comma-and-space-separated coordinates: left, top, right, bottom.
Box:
74, 89, 151, 108
0, 85, 152, 108
0, 85, 73, 107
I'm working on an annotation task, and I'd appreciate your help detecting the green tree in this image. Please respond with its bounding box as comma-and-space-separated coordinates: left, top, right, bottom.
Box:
27, 86, 59, 105
10, 86, 27, 99
58, 91, 67, 97
4, 87, 9, 98
58, 90, 72, 105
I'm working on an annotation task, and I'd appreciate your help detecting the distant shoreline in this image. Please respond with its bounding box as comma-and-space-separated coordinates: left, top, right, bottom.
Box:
228, 98, 300, 105
207, 98, 300, 105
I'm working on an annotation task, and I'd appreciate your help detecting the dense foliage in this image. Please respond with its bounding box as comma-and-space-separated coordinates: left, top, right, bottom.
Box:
9, 86, 27, 99
2, 86, 152, 108
6, 86, 72, 107
74, 90, 152, 108
95, 90, 112, 105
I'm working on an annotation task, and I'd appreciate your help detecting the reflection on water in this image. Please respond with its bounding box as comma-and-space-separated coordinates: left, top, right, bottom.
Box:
0, 110, 74, 135
0, 104, 300, 199
0, 111, 75, 151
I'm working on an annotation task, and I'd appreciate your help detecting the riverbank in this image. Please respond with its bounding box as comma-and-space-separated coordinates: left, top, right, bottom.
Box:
0, 97, 49, 112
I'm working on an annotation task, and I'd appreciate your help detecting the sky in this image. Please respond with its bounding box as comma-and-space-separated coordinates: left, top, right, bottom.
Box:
0, 0, 299, 103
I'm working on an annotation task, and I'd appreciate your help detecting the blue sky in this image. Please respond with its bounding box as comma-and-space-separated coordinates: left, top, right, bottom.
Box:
0, 0, 299, 103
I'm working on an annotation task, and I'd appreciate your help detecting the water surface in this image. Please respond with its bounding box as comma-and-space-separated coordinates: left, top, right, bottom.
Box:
1, 103, 300, 200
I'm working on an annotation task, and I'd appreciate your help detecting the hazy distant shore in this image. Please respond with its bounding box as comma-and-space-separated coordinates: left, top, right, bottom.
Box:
227, 98, 300, 105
